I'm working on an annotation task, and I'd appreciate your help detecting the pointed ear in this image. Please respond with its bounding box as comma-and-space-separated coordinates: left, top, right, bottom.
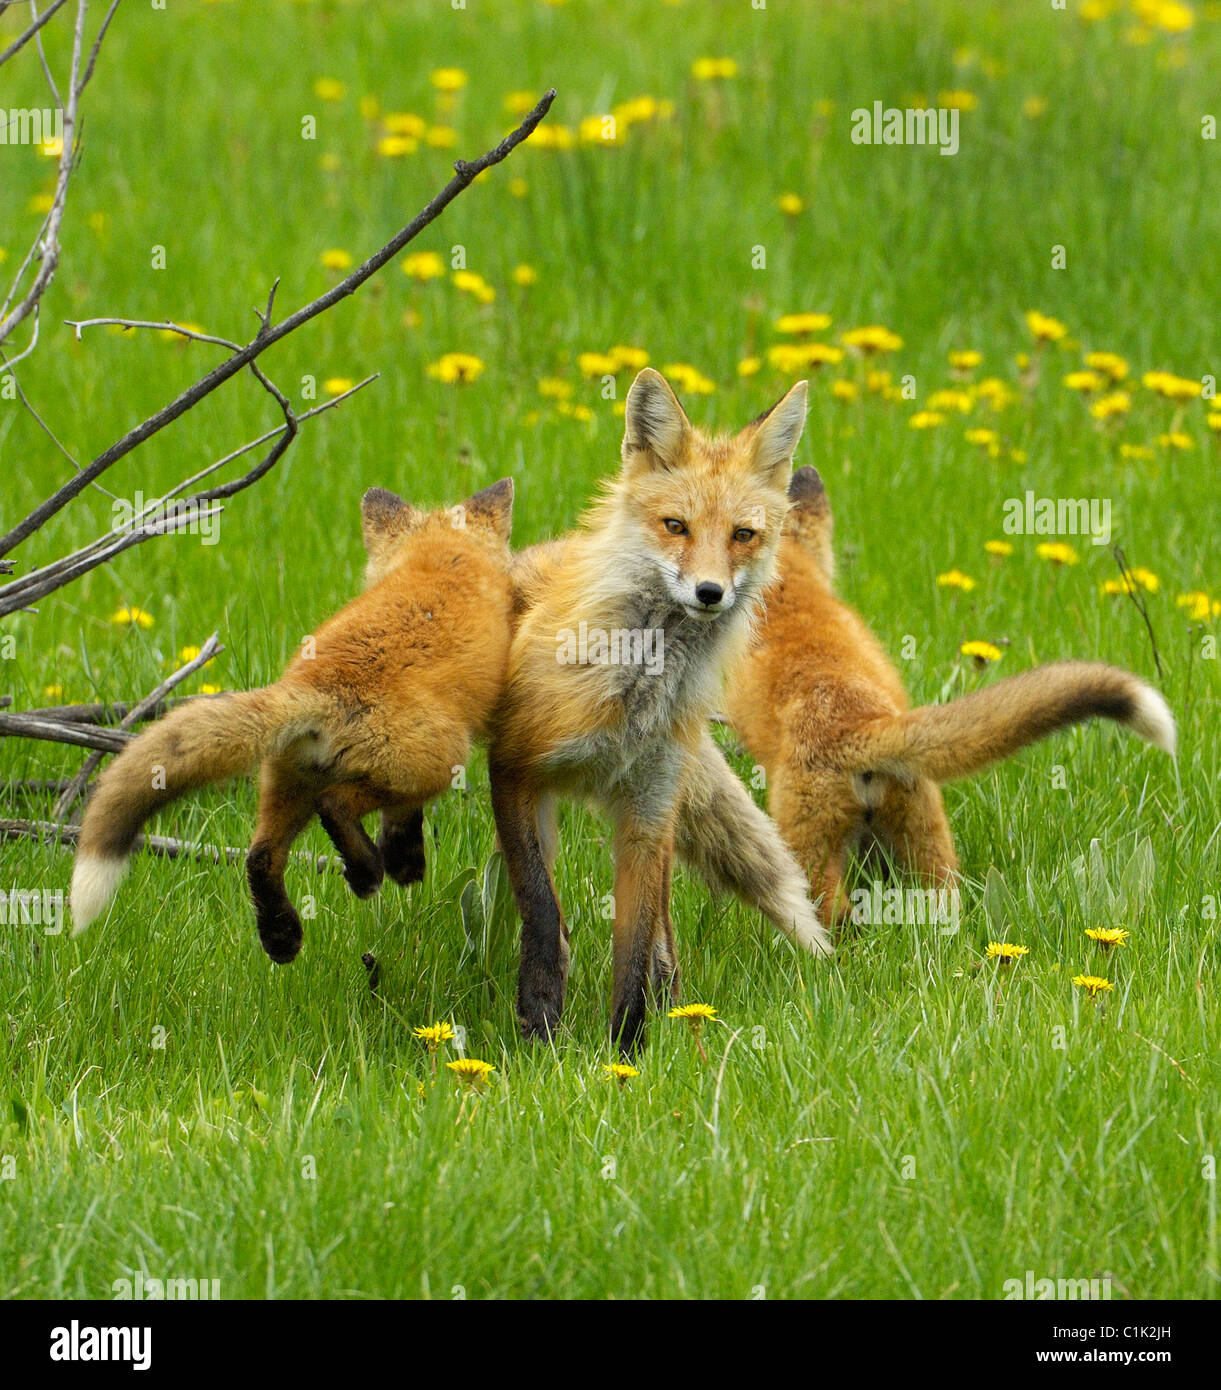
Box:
360, 487, 419, 555
622, 368, 692, 471
461, 477, 514, 543
749, 380, 808, 482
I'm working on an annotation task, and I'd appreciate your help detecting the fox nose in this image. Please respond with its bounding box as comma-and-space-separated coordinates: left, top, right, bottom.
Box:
694, 581, 724, 607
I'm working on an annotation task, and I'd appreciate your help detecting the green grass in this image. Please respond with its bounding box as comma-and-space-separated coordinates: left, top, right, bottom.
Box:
1, 0, 1217, 1299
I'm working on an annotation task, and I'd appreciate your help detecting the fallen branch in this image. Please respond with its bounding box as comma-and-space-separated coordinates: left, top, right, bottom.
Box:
0, 713, 130, 752
26, 696, 195, 726
52, 633, 223, 820
0, 817, 343, 874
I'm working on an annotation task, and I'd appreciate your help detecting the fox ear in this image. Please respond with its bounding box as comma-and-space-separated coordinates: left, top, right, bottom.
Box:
460, 477, 514, 543
749, 380, 808, 483
622, 368, 691, 471
360, 487, 420, 555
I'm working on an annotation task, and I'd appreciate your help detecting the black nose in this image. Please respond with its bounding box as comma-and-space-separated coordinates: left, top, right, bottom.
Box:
695, 582, 724, 607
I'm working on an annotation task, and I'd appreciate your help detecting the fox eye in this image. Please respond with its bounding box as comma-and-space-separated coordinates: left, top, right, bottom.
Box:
733, 527, 757, 543
663, 518, 688, 535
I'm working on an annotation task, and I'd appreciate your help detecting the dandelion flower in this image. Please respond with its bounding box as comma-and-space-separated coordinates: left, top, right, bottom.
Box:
775, 313, 832, 336
413, 1022, 456, 1051
1084, 351, 1128, 381
961, 640, 1003, 666
985, 942, 1029, 963
1157, 431, 1193, 451
512, 264, 538, 287
110, 606, 153, 629
669, 1003, 717, 1021
1025, 310, 1067, 343
503, 91, 537, 117
604, 1063, 639, 1083
1072, 973, 1113, 997
1090, 392, 1131, 419
938, 89, 978, 111
377, 135, 418, 158
949, 350, 982, 371
402, 251, 446, 281
777, 193, 804, 216
323, 377, 354, 395
1085, 927, 1130, 950
910, 411, 946, 430
313, 77, 346, 102
691, 57, 738, 80
1063, 370, 1104, 393
985, 539, 1014, 558
384, 112, 427, 137
1176, 591, 1220, 621
832, 379, 858, 402
661, 362, 716, 394
427, 353, 484, 384
608, 346, 650, 370
1143, 371, 1202, 401
430, 69, 468, 93
538, 376, 573, 400
937, 569, 976, 592
841, 325, 903, 354
964, 428, 998, 448
446, 1057, 495, 1087
1036, 542, 1079, 566
452, 270, 495, 304
44, 683, 64, 700
578, 352, 617, 377
320, 248, 353, 272
737, 356, 762, 378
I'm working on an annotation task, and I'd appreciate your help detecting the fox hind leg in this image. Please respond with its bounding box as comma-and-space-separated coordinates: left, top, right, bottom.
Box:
379, 805, 427, 887
247, 761, 318, 963
317, 783, 385, 899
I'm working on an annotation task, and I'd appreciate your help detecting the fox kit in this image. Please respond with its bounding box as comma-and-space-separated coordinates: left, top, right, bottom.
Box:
726, 466, 1177, 921
70, 480, 516, 961
491, 369, 831, 1054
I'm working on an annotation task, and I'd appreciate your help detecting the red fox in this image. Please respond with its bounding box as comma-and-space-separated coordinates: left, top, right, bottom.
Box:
490, 369, 831, 1054
726, 466, 1177, 921
70, 481, 516, 961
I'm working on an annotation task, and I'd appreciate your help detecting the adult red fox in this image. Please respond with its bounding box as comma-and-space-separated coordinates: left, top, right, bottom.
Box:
490, 369, 831, 1054
726, 466, 1177, 921
70, 481, 516, 961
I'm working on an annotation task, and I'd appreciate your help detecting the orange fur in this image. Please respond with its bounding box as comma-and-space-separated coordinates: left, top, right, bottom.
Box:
71, 481, 516, 961
726, 466, 1176, 923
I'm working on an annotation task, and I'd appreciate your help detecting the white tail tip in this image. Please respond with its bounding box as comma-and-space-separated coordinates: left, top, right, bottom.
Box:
1129, 684, 1177, 758
70, 853, 128, 935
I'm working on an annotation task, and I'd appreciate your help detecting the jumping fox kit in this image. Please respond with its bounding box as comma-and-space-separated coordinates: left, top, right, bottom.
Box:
726, 466, 1177, 921
70, 481, 516, 960
491, 368, 831, 1055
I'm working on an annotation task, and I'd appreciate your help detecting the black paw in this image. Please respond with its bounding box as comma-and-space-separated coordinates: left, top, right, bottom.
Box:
343, 854, 384, 900
380, 813, 426, 887
257, 903, 303, 964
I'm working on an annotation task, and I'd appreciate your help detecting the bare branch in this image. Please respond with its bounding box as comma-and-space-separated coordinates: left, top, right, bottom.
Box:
0, 87, 557, 558
0, 712, 130, 752
0, 817, 344, 874
0, 0, 67, 67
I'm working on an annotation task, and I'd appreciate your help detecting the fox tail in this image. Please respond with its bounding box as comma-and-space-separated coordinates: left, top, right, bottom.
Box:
842, 661, 1175, 784
70, 686, 321, 933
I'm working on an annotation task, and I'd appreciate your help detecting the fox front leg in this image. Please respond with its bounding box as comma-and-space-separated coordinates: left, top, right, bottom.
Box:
316, 785, 385, 899
609, 810, 678, 1056
490, 765, 569, 1042
378, 805, 427, 887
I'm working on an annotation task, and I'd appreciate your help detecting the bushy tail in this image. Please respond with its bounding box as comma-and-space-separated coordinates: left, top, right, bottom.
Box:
676, 730, 833, 956
70, 687, 316, 933
844, 661, 1175, 783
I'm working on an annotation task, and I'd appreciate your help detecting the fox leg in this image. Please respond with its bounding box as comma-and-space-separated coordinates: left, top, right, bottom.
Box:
247, 761, 318, 963
650, 853, 680, 1006
491, 767, 569, 1041
609, 812, 675, 1056
316, 783, 385, 899
768, 765, 860, 924
379, 805, 427, 886
675, 732, 833, 956
877, 779, 959, 888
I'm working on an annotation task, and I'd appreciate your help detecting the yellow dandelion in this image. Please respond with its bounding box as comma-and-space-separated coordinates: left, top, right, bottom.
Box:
1176, 591, 1220, 621
928, 389, 974, 414
384, 112, 427, 137
1072, 973, 1114, 997
427, 353, 484, 384
413, 1022, 456, 1050
937, 569, 976, 592
985, 540, 1014, 559
377, 134, 418, 158
1091, 391, 1131, 419
985, 941, 1029, 963
198, 683, 221, 695
608, 346, 650, 371
1084, 351, 1129, 381
777, 193, 804, 216
402, 251, 446, 281
661, 362, 716, 394
1143, 370, 1203, 401
1026, 310, 1067, 343
43, 683, 64, 700
938, 89, 978, 110
1085, 927, 1130, 950
446, 1057, 495, 1087
578, 351, 618, 378
669, 1003, 717, 1021
512, 264, 538, 287
313, 77, 345, 102
320, 248, 353, 272
692, 57, 738, 80
832, 379, 858, 402
29, 192, 55, 215
538, 376, 573, 400
1120, 443, 1155, 460
1036, 542, 1079, 566
1063, 370, 1104, 393
737, 356, 762, 378
775, 312, 832, 335
503, 91, 537, 117
508, 176, 529, 198
841, 325, 903, 354
961, 640, 1003, 665
910, 411, 946, 430
323, 377, 354, 396
1022, 95, 1048, 119
430, 68, 468, 93
949, 350, 982, 371
964, 427, 998, 447
604, 1063, 639, 1083
109, 606, 154, 629
1157, 431, 1194, 451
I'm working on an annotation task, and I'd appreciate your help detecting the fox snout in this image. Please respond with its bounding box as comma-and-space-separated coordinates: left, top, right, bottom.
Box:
694, 580, 724, 608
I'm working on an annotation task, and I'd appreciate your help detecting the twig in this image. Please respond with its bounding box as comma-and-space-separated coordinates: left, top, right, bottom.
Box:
0, 87, 557, 558
52, 634, 223, 820
0, 817, 344, 873
0, 0, 68, 67
1112, 545, 1164, 681
28, 696, 194, 725
0, 712, 130, 751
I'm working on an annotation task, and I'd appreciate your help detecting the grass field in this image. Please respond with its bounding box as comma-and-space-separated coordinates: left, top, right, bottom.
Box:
1, 0, 1218, 1300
